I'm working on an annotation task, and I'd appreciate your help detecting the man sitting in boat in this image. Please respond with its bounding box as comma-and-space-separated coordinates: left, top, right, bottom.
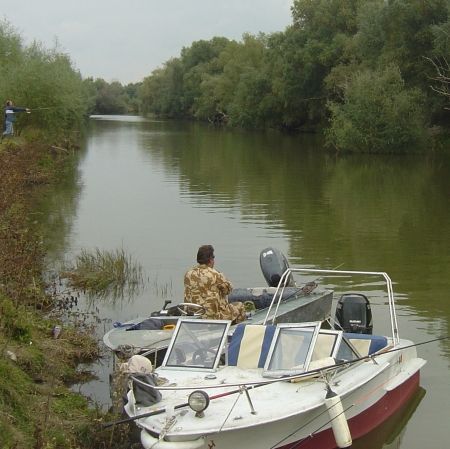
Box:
184, 245, 246, 323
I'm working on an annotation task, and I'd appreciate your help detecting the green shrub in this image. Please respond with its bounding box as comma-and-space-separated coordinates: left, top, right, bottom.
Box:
327, 65, 427, 153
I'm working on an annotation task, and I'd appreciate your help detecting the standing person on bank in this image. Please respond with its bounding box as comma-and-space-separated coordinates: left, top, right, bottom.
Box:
2, 100, 30, 140
184, 245, 246, 323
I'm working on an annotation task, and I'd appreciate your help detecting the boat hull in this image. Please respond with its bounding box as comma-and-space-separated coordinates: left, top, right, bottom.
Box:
278, 370, 421, 449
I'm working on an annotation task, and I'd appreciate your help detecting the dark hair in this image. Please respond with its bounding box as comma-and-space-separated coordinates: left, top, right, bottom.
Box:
197, 245, 214, 264
6, 100, 12, 106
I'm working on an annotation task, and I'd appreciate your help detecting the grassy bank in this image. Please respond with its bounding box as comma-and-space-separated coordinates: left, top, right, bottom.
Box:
0, 140, 133, 449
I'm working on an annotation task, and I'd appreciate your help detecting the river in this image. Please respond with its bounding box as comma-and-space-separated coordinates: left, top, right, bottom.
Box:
38, 115, 450, 448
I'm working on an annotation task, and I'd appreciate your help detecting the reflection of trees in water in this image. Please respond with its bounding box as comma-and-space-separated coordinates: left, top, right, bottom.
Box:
141, 121, 328, 220
315, 154, 450, 337
141, 122, 450, 338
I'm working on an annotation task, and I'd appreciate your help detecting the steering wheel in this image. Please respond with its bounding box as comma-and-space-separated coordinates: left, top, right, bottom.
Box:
192, 349, 207, 364
192, 347, 216, 364
176, 303, 205, 316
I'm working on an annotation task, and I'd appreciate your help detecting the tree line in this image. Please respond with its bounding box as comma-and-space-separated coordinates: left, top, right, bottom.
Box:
138, 0, 449, 153
2, 1, 449, 152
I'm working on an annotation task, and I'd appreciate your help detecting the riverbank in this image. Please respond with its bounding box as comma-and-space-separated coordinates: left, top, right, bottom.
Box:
0, 140, 134, 449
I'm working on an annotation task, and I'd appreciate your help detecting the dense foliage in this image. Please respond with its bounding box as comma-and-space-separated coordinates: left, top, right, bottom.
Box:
326, 65, 427, 153
137, 0, 449, 152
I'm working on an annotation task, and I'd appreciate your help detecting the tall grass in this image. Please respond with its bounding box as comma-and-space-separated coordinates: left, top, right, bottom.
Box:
64, 248, 144, 299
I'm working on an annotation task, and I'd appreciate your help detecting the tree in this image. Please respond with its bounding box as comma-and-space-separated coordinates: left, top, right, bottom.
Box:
180, 37, 230, 116
428, 15, 450, 109
200, 34, 270, 126
354, 0, 449, 115
92, 79, 127, 114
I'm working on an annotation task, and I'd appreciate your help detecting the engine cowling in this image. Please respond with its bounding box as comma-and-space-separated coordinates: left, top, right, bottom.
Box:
334, 293, 373, 334
259, 247, 295, 287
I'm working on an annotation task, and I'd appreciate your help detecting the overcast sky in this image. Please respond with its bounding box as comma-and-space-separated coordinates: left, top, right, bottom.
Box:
1, 0, 293, 84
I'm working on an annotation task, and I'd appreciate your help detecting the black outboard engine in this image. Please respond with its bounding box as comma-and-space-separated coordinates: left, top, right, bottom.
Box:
259, 247, 295, 287
334, 293, 373, 334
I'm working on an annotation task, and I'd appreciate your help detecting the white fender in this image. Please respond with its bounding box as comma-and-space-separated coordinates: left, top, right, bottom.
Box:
141, 430, 205, 449
325, 393, 352, 448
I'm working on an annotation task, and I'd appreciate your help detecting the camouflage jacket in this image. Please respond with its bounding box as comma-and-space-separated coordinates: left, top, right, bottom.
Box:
184, 264, 245, 322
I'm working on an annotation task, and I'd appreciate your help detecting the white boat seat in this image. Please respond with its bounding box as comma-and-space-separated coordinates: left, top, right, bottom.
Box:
228, 324, 276, 369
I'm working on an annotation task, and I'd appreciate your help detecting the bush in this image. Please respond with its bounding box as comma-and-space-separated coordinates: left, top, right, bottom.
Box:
326, 65, 428, 153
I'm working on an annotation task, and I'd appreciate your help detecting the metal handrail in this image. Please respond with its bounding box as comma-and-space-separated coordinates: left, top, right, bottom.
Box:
262, 268, 399, 344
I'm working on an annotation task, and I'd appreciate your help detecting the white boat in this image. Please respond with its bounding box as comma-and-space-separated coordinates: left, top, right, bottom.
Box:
121, 268, 426, 449
103, 248, 333, 361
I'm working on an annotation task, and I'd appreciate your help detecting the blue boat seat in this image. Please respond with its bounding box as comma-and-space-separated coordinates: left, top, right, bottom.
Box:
228, 324, 276, 369
343, 333, 388, 356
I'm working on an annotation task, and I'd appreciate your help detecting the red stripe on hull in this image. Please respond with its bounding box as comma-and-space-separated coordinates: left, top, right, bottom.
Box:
279, 371, 421, 449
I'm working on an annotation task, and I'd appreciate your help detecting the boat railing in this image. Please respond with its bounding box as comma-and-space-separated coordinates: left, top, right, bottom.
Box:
262, 268, 400, 345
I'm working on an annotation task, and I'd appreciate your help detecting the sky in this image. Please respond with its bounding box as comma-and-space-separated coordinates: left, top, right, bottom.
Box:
1, 0, 293, 84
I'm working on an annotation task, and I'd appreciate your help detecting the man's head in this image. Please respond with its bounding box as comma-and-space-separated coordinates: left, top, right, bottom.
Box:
197, 244, 215, 266
5, 100, 13, 107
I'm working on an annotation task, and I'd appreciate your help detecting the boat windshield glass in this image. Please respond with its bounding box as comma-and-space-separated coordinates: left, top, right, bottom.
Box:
160, 319, 231, 371
263, 322, 321, 377
335, 337, 361, 361
311, 330, 343, 361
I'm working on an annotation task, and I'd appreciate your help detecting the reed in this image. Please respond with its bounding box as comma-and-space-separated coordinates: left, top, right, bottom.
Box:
64, 248, 144, 298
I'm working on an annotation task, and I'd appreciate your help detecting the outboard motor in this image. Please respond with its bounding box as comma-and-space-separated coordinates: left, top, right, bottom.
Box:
260, 247, 295, 287
334, 293, 373, 334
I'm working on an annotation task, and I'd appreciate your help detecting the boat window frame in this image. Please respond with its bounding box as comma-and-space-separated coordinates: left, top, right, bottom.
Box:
311, 329, 344, 361
159, 318, 231, 372
263, 321, 322, 378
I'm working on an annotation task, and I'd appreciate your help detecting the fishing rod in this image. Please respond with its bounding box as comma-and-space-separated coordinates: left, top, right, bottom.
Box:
102, 334, 448, 428
30, 106, 59, 111
278, 262, 345, 302
265, 262, 345, 325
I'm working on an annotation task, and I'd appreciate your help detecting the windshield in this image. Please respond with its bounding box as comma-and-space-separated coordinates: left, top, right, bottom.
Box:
161, 319, 230, 371
264, 323, 321, 377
